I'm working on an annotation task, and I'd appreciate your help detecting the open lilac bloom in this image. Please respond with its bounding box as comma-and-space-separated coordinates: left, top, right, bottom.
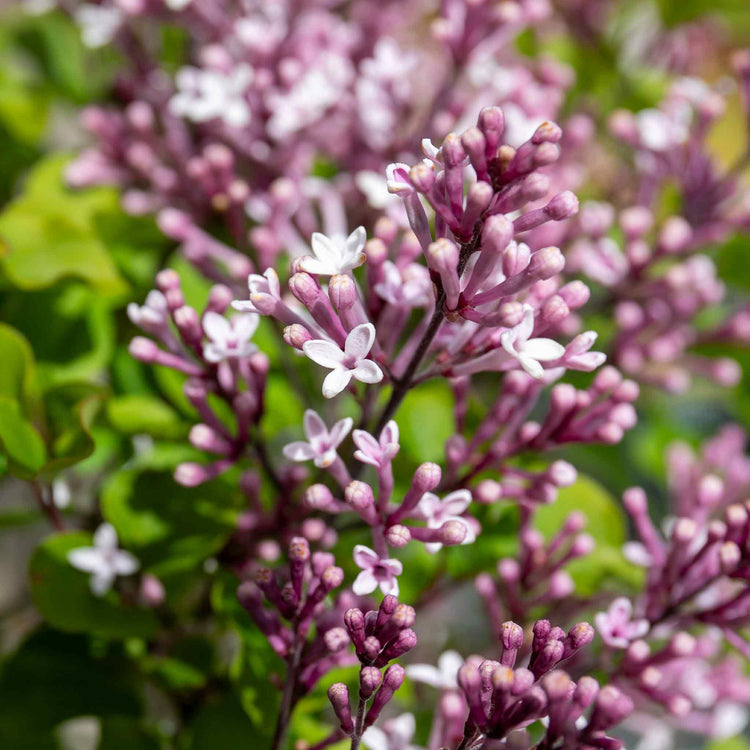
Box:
68, 523, 139, 596
298, 227, 367, 276
352, 420, 400, 468
282, 410, 353, 468
500, 305, 565, 379
232, 268, 282, 315
362, 713, 420, 750
595, 597, 650, 649
352, 545, 402, 596
417, 490, 476, 553
202, 312, 259, 363
303, 323, 383, 398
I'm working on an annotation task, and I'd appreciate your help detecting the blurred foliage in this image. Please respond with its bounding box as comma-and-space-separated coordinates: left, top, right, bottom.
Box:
0, 1, 747, 748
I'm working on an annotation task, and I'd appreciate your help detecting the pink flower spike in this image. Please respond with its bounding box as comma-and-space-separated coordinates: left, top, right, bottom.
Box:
500, 305, 565, 379
303, 323, 383, 399
417, 490, 476, 553
353, 420, 400, 468
595, 597, 649, 649
282, 410, 353, 468
352, 544, 402, 597
298, 227, 366, 276
202, 311, 259, 362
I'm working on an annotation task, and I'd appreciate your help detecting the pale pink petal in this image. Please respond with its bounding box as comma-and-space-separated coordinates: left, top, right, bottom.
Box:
68, 548, 104, 573
202, 311, 231, 342
623, 541, 652, 567
352, 429, 380, 456
389, 713, 416, 742
303, 340, 347, 369
417, 492, 442, 521
380, 420, 399, 447
282, 441, 316, 462
203, 343, 223, 363
425, 541, 442, 554
361, 726, 388, 750
303, 410, 328, 445
610, 597, 633, 624
314, 448, 337, 468
629, 619, 650, 640
442, 490, 472, 516
94, 523, 118, 551
522, 338, 566, 361
231, 300, 260, 314
264, 268, 280, 297
231, 313, 259, 341
328, 417, 354, 447
352, 569, 378, 596
90, 570, 115, 596
352, 360, 383, 384
345, 323, 376, 359
353, 544, 380, 569
379, 576, 399, 596
384, 558, 403, 576
322, 368, 353, 398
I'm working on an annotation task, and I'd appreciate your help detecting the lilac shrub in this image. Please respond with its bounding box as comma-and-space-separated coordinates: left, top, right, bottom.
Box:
10, 0, 750, 748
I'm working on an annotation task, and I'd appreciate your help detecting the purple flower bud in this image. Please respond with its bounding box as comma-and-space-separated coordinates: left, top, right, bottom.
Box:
328, 683, 354, 734
532, 121, 563, 144
542, 669, 574, 702
283, 324, 313, 350
589, 686, 634, 731
564, 622, 595, 658
409, 161, 435, 192
528, 247, 565, 280
475, 479, 502, 504
478, 106, 505, 156
440, 519, 468, 546
325, 627, 350, 653
329, 274, 357, 311
364, 664, 406, 728
442, 133, 466, 167
385, 525, 411, 548
129, 336, 160, 363
511, 668, 535, 695
544, 191, 579, 221
363, 636, 382, 662
345, 480, 375, 511
360, 666, 383, 699
140, 574, 166, 607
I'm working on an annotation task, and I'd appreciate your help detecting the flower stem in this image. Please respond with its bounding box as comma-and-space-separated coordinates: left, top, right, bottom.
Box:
349, 691, 368, 750
271, 628, 304, 750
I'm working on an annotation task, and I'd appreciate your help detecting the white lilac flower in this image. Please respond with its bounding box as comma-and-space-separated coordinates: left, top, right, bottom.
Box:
362, 713, 419, 750
202, 312, 259, 363
352, 420, 400, 468
165, 0, 193, 9
127, 290, 168, 329
594, 597, 650, 649
500, 305, 565, 379
635, 108, 689, 152
282, 410, 353, 468
298, 227, 367, 276
373, 261, 431, 308
416, 490, 476, 553
385, 162, 414, 195
74, 4, 123, 48
355, 171, 402, 211
232, 268, 282, 315
352, 545, 402, 597
302, 323, 383, 399
67, 523, 139, 596
406, 650, 463, 690
170, 65, 253, 128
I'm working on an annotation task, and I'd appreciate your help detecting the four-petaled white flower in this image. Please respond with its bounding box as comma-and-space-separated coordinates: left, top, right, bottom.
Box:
406, 650, 463, 690
202, 312, 259, 363
282, 409, 353, 468
68, 523, 139, 596
74, 4, 122, 48
501, 305, 565, 379
302, 323, 383, 399
594, 597, 650, 649
417, 490, 476, 553
127, 290, 168, 329
352, 545, 402, 597
232, 268, 282, 315
362, 713, 419, 750
352, 420, 399, 468
170, 65, 253, 128
298, 227, 367, 276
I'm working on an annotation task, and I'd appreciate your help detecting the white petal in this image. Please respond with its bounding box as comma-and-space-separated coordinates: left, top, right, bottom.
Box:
113, 551, 139, 575
68, 548, 104, 574
94, 523, 118, 551
310, 233, 340, 266
303, 409, 329, 444
90, 570, 115, 596
328, 417, 354, 447
282, 441, 316, 462
361, 726, 388, 750
521, 338, 566, 361
406, 663, 445, 687
352, 360, 383, 384
353, 544, 380, 568
517, 305, 535, 342
345, 323, 376, 359
322, 368, 352, 398
203, 311, 231, 343
352, 569, 378, 595
518, 354, 545, 379
303, 340, 347, 369
298, 256, 334, 276
380, 577, 399, 596
438, 651, 464, 685
442, 490, 472, 516
231, 313, 259, 342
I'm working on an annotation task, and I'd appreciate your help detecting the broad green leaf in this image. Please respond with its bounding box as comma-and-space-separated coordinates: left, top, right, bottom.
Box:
0, 154, 127, 297
0, 322, 39, 412
187, 693, 259, 750
107, 394, 188, 440
0, 629, 141, 748
101, 467, 244, 576
99, 718, 160, 750
29, 532, 158, 639
0, 396, 46, 478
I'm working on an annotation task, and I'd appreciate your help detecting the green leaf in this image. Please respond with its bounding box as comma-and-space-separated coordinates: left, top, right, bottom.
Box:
29, 532, 158, 639
107, 394, 188, 440
0, 322, 39, 412
101, 467, 244, 577
187, 693, 258, 750
708, 738, 750, 750
0, 628, 141, 748
99, 717, 160, 750
0, 396, 46, 478
0, 154, 127, 297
